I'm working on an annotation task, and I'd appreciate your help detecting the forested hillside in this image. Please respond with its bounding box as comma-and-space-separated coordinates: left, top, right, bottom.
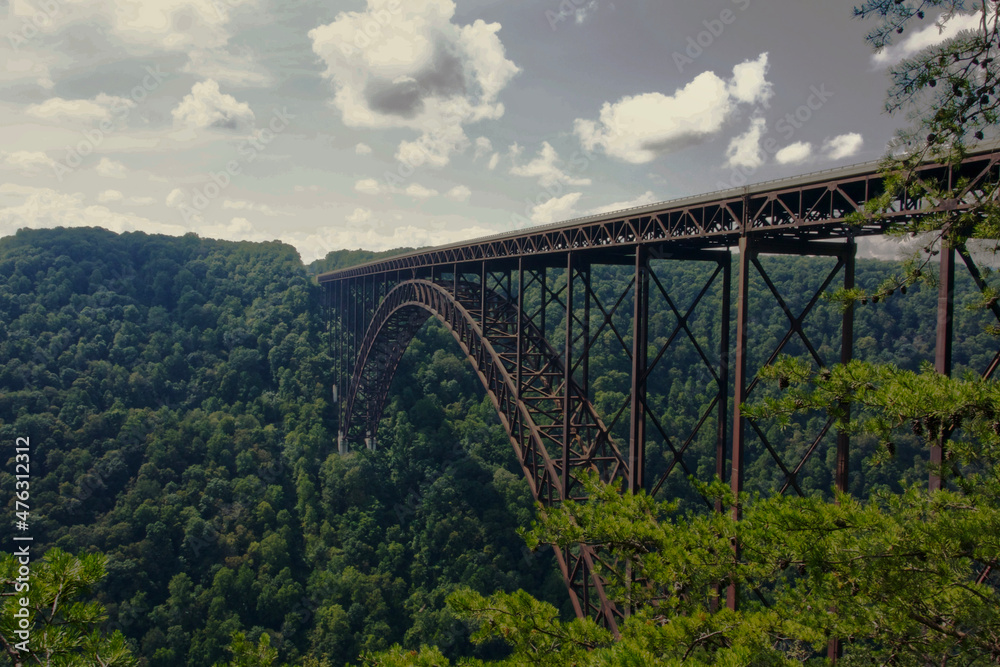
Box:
0, 228, 557, 666
0, 227, 995, 665
306, 248, 419, 277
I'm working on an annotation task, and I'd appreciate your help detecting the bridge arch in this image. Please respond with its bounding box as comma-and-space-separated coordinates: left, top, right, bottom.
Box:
340, 278, 622, 630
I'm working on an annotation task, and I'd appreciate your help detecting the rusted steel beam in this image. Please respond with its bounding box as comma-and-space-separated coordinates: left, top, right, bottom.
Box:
629, 246, 649, 493
563, 252, 574, 500
728, 235, 752, 611
319, 150, 1000, 283
836, 240, 856, 494
717, 254, 731, 513
956, 247, 1000, 380
931, 239, 955, 492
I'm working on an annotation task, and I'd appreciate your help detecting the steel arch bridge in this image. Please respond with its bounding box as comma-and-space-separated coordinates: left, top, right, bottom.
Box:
319, 149, 1000, 634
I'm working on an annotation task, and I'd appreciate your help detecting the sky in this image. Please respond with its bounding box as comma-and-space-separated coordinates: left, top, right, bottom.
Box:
0, 0, 975, 263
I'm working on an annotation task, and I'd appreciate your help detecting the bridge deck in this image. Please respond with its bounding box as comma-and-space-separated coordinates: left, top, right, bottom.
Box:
318, 148, 1000, 282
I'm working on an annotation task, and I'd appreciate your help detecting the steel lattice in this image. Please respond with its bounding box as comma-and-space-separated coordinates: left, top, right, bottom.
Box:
320, 149, 1000, 626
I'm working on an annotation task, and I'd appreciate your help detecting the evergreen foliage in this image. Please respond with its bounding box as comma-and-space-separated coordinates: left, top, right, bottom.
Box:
0, 548, 137, 666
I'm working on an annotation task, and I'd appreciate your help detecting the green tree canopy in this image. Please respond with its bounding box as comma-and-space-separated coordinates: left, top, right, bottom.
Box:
0, 548, 136, 667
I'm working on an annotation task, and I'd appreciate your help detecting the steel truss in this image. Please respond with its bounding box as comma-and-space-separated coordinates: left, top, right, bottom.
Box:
320, 149, 1000, 638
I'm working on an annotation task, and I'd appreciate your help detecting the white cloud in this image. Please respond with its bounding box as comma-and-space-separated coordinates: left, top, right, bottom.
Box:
446, 185, 471, 202
575, 53, 772, 164
346, 207, 373, 224
775, 141, 813, 165
171, 80, 255, 131
4, 0, 255, 55
474, 136, 493, 160
109, 0, 252, 50
728, 54, 773, 106
308, 0, 520, 167
0, 183, 187, 239
530, 192, 583, 223
354, 179, 383, 195
355, 142, 373, 155
725, 118, 766, 169
182, 47, 273, 88
288, 221, 497, 261
222, 199, 289, 216
1, 185, 275, 244
26, 94, 136, 125
1, 151, 59, 176
395, 123, 469, 169
166, 188, 186, 208
873, 11, 984, 66
199, 217, 272, 243
856, 234, 930, 260
487, 152, 500, 170
96, 158, 128, 179
97, 189, 124, 203
550, 0, 599, 27
575, 0, 599, 24
1, 1, 261, 97
0, 52, 57, 90
510, 142, 591, 188
587, 191, 658, 216
354, 177, 439, 199
0, 183, 504, 266
129, 196, 156, 206
824, 133, 864, 160
405, 183, 438, 199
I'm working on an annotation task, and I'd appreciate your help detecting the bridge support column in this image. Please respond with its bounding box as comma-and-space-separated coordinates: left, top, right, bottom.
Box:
540, 267, 547, 339
836, 239, 856, 494
480, 261, 488, 331
728, 236, 752, 611
563, 253, 574, 500
728, 236, 858, 613
717, 254, 732, 512
582, 262, 591, 402
829, 237, 856, 663
931, 239, 954, 492
628, 246, 649, 493
516, 258, 524, 402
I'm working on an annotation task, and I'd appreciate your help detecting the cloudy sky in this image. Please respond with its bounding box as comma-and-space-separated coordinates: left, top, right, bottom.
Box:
0, 0, 969, 262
